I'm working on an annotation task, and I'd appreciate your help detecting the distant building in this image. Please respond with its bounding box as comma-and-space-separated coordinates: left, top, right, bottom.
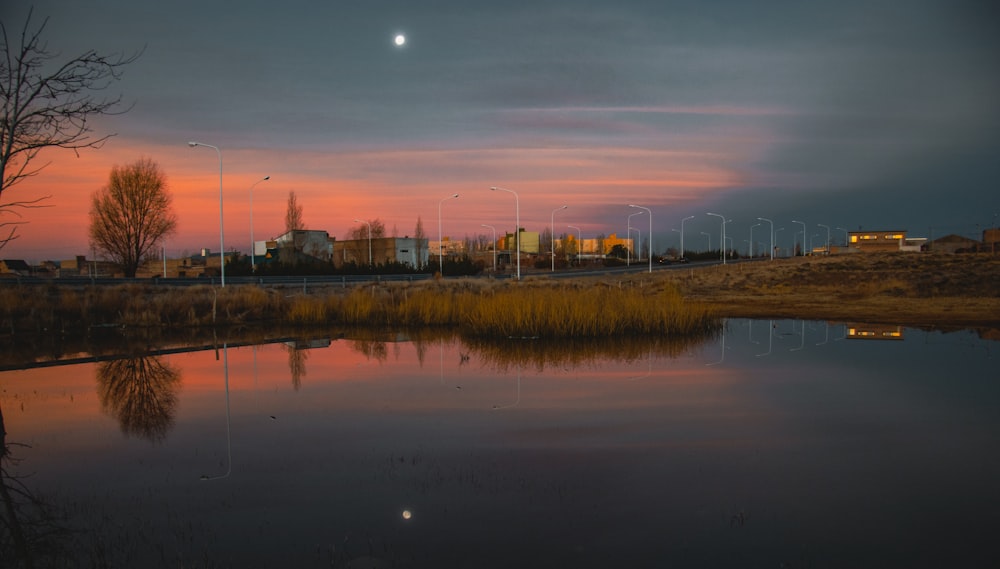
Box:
60, 255, 120, 277
0, 259, 31, 276
925, 234, 981, 254
270, 230, 334, 263
847, 230, 908, 252
497, 229, 540, 255
602, 233, 635, 255
428, 237, 465, 258
983, 228, 999, 252
333, 237, 429, 268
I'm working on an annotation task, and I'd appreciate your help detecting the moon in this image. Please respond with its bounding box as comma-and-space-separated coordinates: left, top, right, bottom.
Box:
394, 34, 406, 47
402, 509, 412, 520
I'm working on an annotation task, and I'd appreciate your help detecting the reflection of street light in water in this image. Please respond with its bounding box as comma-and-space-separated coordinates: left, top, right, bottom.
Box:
627, 349, 653, 381
790, 321, 806, 352
755, 320, 774, 357
201, 343, 232, 481
706, 325, 726, 366
492, 368, 520, 410
816, 322, 830, 346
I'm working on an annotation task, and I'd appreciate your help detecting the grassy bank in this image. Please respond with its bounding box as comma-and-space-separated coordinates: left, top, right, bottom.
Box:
2, 252, 996, 345
665, 252, 1000, 328
0, 278, 719, 339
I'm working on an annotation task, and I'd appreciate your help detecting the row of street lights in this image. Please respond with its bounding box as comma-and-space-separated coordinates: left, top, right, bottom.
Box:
184, 146, 656, 285
677, 214, 841, 258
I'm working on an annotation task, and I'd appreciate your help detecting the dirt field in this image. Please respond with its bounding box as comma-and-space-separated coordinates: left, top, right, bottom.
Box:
652, 252, 1000, 329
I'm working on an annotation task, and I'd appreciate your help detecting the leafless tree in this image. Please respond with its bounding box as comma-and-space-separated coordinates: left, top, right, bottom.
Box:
88, 158, 177, 277
0, 8, 140, 249
345, 218, 385, 264
414, 216, 426, 269
285, 190, 305, 233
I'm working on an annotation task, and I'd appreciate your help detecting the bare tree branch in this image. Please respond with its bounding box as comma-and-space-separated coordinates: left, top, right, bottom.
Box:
1, 7, 140, 248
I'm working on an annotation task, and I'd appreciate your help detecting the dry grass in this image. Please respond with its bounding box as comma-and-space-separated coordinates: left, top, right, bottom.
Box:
663, 252, 1000, 327
1, 252, 996, 340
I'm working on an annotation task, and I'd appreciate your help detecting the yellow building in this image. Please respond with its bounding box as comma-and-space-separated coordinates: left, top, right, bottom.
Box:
602, 233, 635, 255
848, 230, 907, 252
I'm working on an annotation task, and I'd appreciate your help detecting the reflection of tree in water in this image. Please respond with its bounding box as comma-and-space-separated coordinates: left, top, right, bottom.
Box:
351, 339, 388, 363
96, 356, 181, 444
287, 345, 308, 391
1, 403, 72, 565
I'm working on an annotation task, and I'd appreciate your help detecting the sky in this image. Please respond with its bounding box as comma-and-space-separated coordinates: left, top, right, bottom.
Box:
2, 0, 999, 262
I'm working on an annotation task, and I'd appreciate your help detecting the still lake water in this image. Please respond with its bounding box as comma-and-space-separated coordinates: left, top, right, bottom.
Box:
1, 320, 997, 568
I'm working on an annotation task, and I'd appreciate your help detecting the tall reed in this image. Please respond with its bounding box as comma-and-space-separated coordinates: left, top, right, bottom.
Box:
463, 283, 716, 338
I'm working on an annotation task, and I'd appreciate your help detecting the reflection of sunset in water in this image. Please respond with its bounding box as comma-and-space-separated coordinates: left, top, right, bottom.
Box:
1, 322, 997, 567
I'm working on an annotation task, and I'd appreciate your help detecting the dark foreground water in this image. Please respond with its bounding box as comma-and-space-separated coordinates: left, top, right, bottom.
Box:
1, 320, 997, 568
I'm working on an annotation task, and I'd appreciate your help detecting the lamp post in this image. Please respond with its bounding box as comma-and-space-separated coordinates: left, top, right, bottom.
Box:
481, 224, 497, 273
438, 193, 459, 273
188, 141, 225, 287
567, 224, 582, 266
836, 226, 850, 248
628, 204, 653, 273
551, 205, 568, 271
249, 175, 270, 270
629, 204, 653, 272
792, 220, 806, 256
680, 215, 694, 260
630, 227, 641, 266
818, 224, 831, 254
757, 217, 774, 260
490, 187, 520, 279
701, 231, 711, 252
627, 211, 644, 266
707, 212, 726, 264
749, 223, 760, 258
353, 218, 372, 266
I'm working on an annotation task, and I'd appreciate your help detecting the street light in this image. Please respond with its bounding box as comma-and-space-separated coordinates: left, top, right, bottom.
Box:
481, 223, 497, 273
353, 219, 372, 266
818, 224, 831, 254
567, 224, 582, 266
749, 223, 760, 258
249, 175, 270, 270
438, 193, 459, 273
707, 212, 726, 264
757, 217, 774, 260
629, 204, 653, 272
188, 141, 225, 287
701, 231, 711, 252
551, 205, 568, 271
630, 227, 641, 266
792, 220, 806, 256
680, 215, 694, 260
490, 186, 520, 280
836, 226, 850, 248
627, 210, 644, 267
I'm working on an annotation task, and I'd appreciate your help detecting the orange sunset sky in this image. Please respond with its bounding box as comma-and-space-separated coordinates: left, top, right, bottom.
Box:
3, 0, 998, 262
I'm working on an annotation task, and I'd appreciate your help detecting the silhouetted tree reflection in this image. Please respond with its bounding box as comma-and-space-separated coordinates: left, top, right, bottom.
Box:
96, 356, 181, 444
286, 345, 308, 391
1, 403, 72, 566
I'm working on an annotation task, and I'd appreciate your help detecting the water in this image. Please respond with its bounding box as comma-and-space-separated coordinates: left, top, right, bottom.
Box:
1, 320, 997, 568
